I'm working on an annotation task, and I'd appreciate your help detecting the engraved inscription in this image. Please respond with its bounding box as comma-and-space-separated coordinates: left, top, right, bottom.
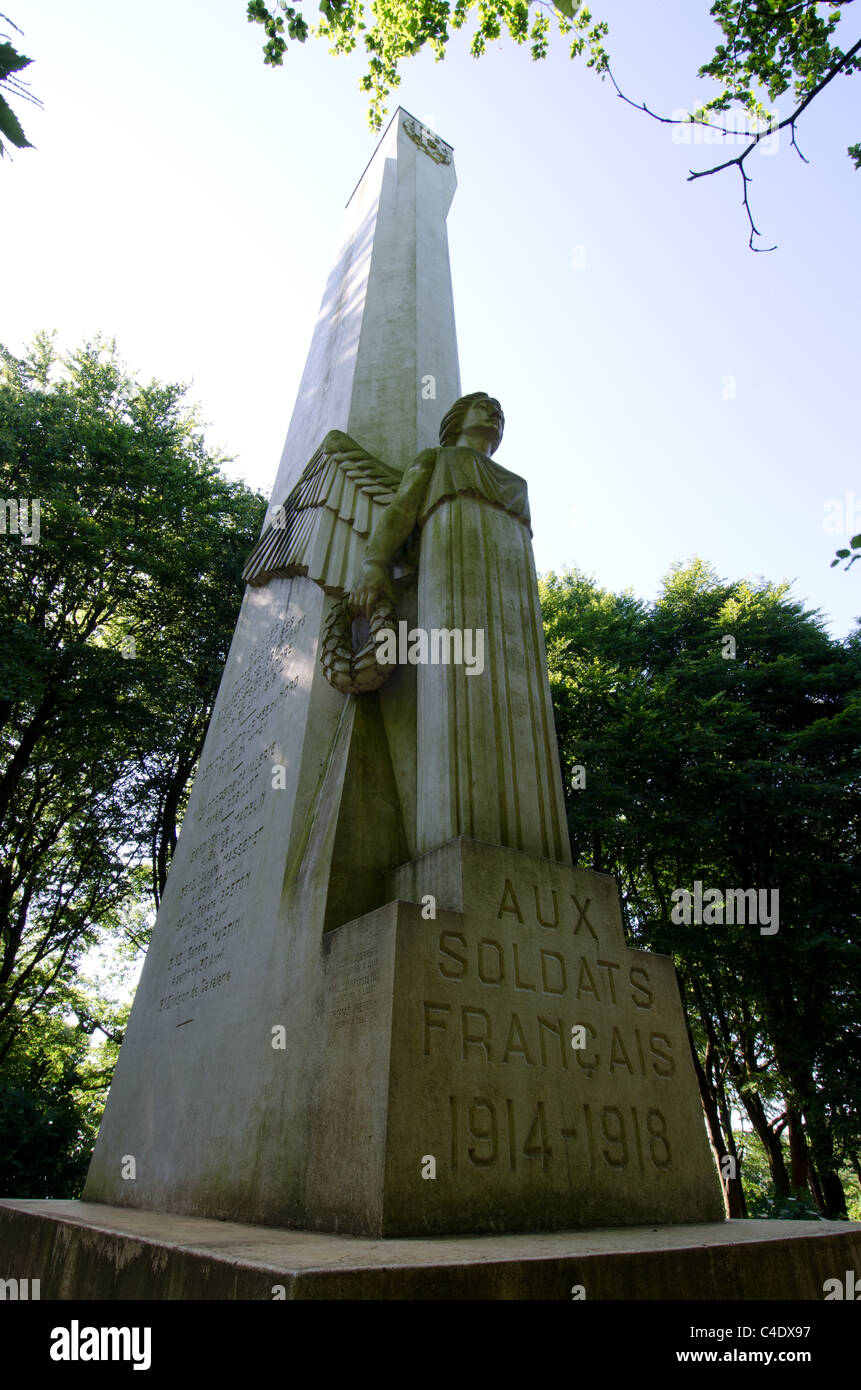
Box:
159, 969, 232, 1014
422, 998, 673, 1079
329, 948, 381, 1029
214, 613, 305, 735
419, 866, 681, 1193
447, 1097, 673, 1173
153, 608, 305, 1014
437, 929, 639, 1002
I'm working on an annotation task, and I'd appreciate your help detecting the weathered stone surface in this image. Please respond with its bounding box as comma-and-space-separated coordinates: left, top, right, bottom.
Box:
267, 108, 459, 513
298, 838, 724, 1235
79, 112, 721, 1243
82, 833, 723, 1235
83, 575, 348, 1223
81, 111, 460, 1227
2, 1201, 859, 1300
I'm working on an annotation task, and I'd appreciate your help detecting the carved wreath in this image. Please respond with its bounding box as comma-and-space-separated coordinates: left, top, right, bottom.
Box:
319, 597, 397, 694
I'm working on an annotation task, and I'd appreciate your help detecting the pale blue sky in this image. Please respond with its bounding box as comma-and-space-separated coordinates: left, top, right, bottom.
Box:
4, 0, 860, 636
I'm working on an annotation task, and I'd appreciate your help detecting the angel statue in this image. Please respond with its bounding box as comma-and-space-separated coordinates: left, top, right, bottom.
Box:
243, 392, 571, 866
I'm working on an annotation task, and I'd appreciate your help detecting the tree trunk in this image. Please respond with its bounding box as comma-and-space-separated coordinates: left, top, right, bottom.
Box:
807, 1159, 826, 1215
739, 1093, 791, 1198
714, 1072, 747, 1216
787, 1107, 810, 1192
820, 1169, 848, 1220
687, 1028, 745, 1216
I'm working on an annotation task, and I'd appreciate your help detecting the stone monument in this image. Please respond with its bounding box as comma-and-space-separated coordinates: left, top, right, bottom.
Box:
77, 108, 724, 1236
6, 109, 861, 1301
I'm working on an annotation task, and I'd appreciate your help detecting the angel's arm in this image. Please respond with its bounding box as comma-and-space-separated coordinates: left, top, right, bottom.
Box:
350, 448, 436, 612
365, 448, 436, 565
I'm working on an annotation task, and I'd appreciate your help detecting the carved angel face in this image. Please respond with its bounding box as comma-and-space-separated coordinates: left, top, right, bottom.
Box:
460, 396, 504, 454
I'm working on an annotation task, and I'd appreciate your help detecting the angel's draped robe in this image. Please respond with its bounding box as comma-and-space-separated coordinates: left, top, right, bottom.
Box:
414, 445, 571, 864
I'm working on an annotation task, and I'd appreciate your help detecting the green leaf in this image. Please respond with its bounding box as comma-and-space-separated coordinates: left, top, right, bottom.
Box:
0, 41, 32, 82
0, 94, 32, 152
850, 535, 861, 550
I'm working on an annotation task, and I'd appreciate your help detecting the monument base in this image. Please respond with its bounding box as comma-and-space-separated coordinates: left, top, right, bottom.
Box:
84, 838, 725, 1234
1, 1201, 859, 1299
295, 838, 725, 1233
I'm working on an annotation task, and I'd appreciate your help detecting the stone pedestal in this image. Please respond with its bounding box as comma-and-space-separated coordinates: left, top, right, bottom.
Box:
2, 1201, 859, 1300
298, 838, 724, 1235
83, 833, 722, 1236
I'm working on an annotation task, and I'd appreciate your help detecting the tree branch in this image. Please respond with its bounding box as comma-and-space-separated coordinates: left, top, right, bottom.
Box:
606, 30, 861, 251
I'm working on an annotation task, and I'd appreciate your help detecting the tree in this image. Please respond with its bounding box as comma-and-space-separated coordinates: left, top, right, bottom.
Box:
0, 984, 121, 1198
0, 333, 267, 1068
246, 1, 860, 249
0, 13, 40, 158
540, 560, 861, 1217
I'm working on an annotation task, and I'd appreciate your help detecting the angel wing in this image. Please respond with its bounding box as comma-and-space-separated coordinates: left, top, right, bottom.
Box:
243, 430, 402, 594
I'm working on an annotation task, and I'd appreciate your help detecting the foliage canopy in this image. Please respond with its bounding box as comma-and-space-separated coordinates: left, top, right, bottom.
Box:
0, 334, 266, 1072
541, 560, 861, 1216
246, 1, 861, 247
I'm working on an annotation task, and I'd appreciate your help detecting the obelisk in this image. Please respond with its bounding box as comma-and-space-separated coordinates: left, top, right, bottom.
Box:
82, 109, 464, 1224
268, 110, 460, 507
82, 109, 725, 1237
